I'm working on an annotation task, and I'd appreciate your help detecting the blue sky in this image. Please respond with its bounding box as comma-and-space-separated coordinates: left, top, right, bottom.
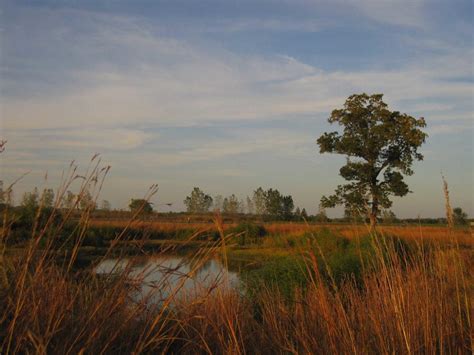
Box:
1, 0, 473, 217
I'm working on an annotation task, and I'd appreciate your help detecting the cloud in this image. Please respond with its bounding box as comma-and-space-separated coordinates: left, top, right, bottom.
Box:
2, 128, 152, 151
2, 6, 471, 133
133, 129, 313, 167
427, 123, 473, 136
1, 3, 473, 216
348, 0, 427, 28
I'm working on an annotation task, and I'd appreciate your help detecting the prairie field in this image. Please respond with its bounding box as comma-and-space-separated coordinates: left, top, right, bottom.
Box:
1, 204, 473, 354
89, 218, 473, 246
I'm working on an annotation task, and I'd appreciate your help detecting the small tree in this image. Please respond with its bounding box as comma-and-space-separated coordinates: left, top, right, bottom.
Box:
280, 195, 294, 220
253, 187, 266, 215
79, 190, 96, 211
21, 187, 39, 211
300, 208, 308, 220
62, 191, 76, 209
41, 188, 55, 208
184, 187, 213, 213
295, 207, 301, 217
453, 207, 468, 225
223, 194, 239, 214
246, 196, 254, 215
129, 199, 153, 214
317, 93, 427, 229
213, 194, 224, 211
315, 206, 329, 223
101, 200, 112, 211
382, 210, 397, 224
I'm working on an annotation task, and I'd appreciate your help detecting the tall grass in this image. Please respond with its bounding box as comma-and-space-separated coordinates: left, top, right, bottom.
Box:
0, 161, 472, 353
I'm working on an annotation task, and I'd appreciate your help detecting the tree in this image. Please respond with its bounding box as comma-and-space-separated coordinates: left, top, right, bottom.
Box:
184, 187, 213, 213
301, 208, 308, 220
223, 194, 239, 214
264, 188, 283, 216
246, 196, 254, 214
41, 188, 55, 208
453, 207, 468, 225
280, 195, 294, 220
129, 199, 153, 214
20, 187, 40, 223
253, 187, 266, 215
315, 206, 329, 223
317, 93, 427, 229
79, 190, 96, 211
62, 190, 76, 209
21, 187, 39, 211
213, 194, 224, 211
295, 207, 301, 217
101, 200, 112, 211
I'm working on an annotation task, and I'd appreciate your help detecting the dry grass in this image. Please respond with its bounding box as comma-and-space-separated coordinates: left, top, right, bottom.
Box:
1, 161, 472, 353
91, 219, 473, 247
264, 223, 473, 246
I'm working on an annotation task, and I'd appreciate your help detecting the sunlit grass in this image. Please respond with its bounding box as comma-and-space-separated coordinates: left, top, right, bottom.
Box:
1, 159, 472, 353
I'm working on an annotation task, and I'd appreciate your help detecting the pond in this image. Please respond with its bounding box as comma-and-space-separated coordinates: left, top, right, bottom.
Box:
95, 255, 240, 304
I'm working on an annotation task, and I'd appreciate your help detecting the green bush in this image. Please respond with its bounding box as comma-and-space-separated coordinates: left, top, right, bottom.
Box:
229, 222, 266, 246
242, 255, 308, 302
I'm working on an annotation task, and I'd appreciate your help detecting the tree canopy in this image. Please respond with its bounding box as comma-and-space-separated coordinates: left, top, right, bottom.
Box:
317, 93, 427, 228
453, 207, 468, 225
129, 199, 153, 214
184, 187, 213, 213
252, 187, 294, 220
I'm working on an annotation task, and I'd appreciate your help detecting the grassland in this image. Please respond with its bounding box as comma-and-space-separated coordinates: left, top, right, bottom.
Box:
1, 212, 472, 353
0, 163, 472, 353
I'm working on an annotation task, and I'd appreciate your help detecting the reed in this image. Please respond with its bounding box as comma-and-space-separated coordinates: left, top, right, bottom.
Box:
1, 162, 472, 354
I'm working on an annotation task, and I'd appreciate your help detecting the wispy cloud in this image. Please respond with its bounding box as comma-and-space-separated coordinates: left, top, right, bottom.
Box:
1, 1, 472, 215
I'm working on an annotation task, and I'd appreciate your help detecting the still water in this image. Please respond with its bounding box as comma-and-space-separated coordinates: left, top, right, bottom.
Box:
95, 255, 240, 303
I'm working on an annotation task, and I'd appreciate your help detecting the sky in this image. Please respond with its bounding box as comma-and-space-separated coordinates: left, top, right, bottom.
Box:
0, 0, 473, 217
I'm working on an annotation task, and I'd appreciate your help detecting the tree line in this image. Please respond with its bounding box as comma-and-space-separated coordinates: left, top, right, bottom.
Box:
183, 186, 299, 220
0, 182, 470, 225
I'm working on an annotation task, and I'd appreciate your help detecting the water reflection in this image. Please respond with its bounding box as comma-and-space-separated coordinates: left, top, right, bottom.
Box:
95, 255, 239, 304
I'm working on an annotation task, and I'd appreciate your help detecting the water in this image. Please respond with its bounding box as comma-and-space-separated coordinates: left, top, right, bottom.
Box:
95, 255, 240, 304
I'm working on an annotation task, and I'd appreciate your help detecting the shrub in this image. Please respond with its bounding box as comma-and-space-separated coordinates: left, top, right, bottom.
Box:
229, 222, 266, 245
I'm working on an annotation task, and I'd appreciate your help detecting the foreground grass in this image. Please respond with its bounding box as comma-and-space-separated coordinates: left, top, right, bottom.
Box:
0, 164, 472, 354
2, 225, 472, 353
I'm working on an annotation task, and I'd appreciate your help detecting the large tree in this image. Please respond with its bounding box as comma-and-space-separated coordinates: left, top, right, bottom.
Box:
317, 93, 427, 229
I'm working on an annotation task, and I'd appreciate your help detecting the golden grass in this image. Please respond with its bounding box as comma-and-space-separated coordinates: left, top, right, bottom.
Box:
91, 219, 473, 246
1, 160, 472, 353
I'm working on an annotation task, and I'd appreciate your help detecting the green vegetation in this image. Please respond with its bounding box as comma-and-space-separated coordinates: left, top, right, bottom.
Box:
453, 207, 468, 225
129, 198, 153, 214
317, 93, 427, 229
0, 95, 471, 353
184, 187, 213, 213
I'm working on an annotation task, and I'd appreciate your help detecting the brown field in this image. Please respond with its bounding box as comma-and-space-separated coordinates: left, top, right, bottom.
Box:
90, 219, 473, 246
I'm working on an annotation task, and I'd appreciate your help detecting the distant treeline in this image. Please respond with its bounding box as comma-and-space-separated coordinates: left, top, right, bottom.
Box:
0, 183, 470, 225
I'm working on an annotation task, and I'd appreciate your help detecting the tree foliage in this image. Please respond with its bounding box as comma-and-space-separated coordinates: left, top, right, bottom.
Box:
101, 200, 112, 211
223, 194, 240, 214
42, 188, 55, 208
129, 199, 153, 214
453, 207, 468, 225
252, 187, 294, 220
184, 187, 213, 213
317, 93, 427, 228
252, 187, 266, 215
